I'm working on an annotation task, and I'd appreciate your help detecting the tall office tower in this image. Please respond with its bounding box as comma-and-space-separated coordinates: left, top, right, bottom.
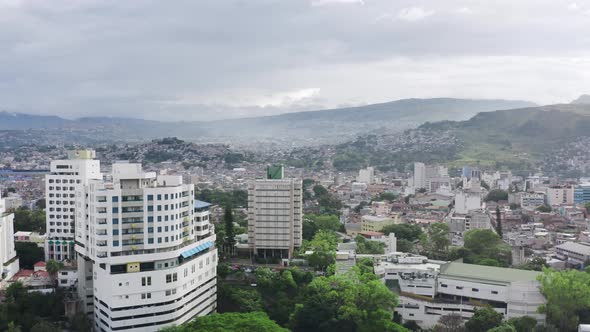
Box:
75, 163, 217, 332
0, 192, 20, 285
248, 166, 302, 259
45, 150, 101, 261
413, 162, 426, 189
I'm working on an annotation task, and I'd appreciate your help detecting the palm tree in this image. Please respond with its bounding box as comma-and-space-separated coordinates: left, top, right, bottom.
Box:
46, 259, 64, 288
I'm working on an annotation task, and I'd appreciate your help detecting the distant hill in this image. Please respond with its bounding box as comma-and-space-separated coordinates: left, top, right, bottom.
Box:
0, 98, 536, 144
572, 94, 590, 104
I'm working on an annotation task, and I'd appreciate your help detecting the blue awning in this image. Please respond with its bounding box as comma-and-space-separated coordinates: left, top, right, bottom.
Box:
180, 241, 213, 259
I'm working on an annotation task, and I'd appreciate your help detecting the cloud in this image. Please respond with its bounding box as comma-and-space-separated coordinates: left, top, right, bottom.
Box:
567, 3, 579, 10
397, 7, 435, 21
455, 7, 473, 15
311, 0, 364, 7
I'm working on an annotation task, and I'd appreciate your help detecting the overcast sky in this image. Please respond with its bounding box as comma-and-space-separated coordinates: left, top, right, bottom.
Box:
1, 0, 589, 121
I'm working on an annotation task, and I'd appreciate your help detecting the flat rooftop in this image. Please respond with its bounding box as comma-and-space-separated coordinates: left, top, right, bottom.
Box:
440, 262, 541, 283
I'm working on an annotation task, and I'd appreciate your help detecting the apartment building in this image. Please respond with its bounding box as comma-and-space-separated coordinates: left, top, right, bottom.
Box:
545, 185, 574, 206
375, 253, 545, 329
574, 183, 590, 205
555, 241, 590, 267
361, 215, 399, 232
75, 163, 217, 332
45, 150, 101, 261
248, 168, 302, 259
520, 192, 546, 210
1, 193, 20, 285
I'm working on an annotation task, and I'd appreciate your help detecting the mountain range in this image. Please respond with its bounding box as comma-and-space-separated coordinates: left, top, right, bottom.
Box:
0, 98, 536, 145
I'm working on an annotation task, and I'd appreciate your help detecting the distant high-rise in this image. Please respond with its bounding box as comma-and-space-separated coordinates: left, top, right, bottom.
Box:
0, 192, 20, 284
75, 163, 217, 331
413, 162, 426, 189
574, 183, 590, 205
45, 150, 101, 261
248, 168, 302, 259
358, 167, 375, 184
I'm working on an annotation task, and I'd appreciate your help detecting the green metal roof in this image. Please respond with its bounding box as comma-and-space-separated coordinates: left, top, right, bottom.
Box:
440, 262, 541, 284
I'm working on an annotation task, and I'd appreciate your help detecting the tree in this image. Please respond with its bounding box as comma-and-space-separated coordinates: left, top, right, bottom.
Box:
423, 223, 450, 259
507, 316, 538, 332
485, 189, 509, 202
381, 224, 423, 241
70, 312, 92, 332
488, 324, 517, 332
396, 239, 414, 253
13, 207, 45, 233
463, 229, 512, 267
465, 306, 503, 332
536, 205, 552, 213
481, 180, 490, 190
289, 269, 409, 332
378, 192, 397, 202
355, 235, 386, 255
433, 314, 465, 332
496, 206, 503, 238
519, 257, 547, 271
305, 215, 342, 233
160, 312, 289, 332
585, 202, 590, 211
223, 206, 236, 256
302, 219, 319, 241
30, 321, 60, 332
537, 268, 590, 331
35, 199, 46, 210
46, 259, 64, 287
15, 242, 44, 269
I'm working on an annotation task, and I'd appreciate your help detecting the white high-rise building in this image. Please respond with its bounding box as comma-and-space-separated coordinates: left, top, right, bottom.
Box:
75, 163, 217, 332
358, 167, 375, 184
413, 162, 426, 190
546, 185, 574, 206
45, 150, 101, 261
248, 178, 303, 259
1, 192, 20, 286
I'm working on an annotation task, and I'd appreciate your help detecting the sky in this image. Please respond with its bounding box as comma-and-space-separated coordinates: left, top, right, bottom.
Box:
1, 0, 589, 121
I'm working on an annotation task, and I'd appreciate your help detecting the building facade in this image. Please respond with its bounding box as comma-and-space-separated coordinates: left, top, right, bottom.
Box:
75, 163, 217, 332
248, 178, 303, 259
375, 253, 545, 329
46, 150, 101, 261
546, 186, 574, 206
1, 194, 20, 285
361, 215, 398, 232
574, 184, 590, 205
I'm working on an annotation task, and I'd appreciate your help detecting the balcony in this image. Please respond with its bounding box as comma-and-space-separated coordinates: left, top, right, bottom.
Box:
122, 207, 143, 213
97, 240, 108, 247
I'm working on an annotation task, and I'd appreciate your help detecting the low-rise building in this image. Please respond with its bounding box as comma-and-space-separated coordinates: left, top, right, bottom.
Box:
361, 215, 399, 232
521, 192, 546, 210
555, 241, 590, 267
375, 253, 545, 329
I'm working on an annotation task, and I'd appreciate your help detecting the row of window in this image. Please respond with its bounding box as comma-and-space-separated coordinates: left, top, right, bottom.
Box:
48, 186, 76, 191
439, 284, 499, 294
48, 193, 75, 198
48, 200, 75, 205
48, 214, 75, 219
48, 179, 80, 184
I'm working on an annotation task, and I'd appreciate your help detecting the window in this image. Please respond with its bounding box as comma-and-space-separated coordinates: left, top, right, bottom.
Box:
456, 286, 463, 290
157, 205, 162, 211
112, 196, 119, 202
157, 194, 162, 200
113, 218, 119, 224
147, 195, 154, 201
113, 229, 119, 235
158, 237, 162, 243
166, 274, 172, 283
165, 226, 169, 232
148, 206, 154, 212
148, 227, 154, 233
148, 216, 153, 222
491, 291, 498, 294
142, 276, 151, 286
113, 240, 119, 246
112, 207, 119, 213
472, 288, 479, 292
440, 284, 448, 288
165, 194, 169, 200
148, 238, 154, 244
141, 293, 151, 299
158, 227, 162, 232
158, 216, 162, 222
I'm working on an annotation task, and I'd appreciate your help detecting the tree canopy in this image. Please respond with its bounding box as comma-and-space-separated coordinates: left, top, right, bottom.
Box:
381, 224, 423, 242
461, 229, 512, 267
465, 306, 503, 332
537, 268, 590, 331
160, 312, 289, 332
485, 189, 509, 202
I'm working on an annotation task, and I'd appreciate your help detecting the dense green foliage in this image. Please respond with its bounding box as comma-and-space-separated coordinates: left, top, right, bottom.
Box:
160, 312, 289, 332
290, 267, 408, 332
13, 207, 45, 233
332, 151, 368, 171
465, 306, 504, 332
381, 224, 423, 242
0, 283, 66, 332
15, 242, 44, 269
421, 222, 450, 260
302, 215, 343, 241
312, 185, 342, 215
355, 235, 386, 254
537, 268, 590, 331
536, 205, 552, 213
451, 229, 512, 267
377, 192, 398, 202
485, 189, 509, 202
195, 189, 248, 208
518, 257, 548, 271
